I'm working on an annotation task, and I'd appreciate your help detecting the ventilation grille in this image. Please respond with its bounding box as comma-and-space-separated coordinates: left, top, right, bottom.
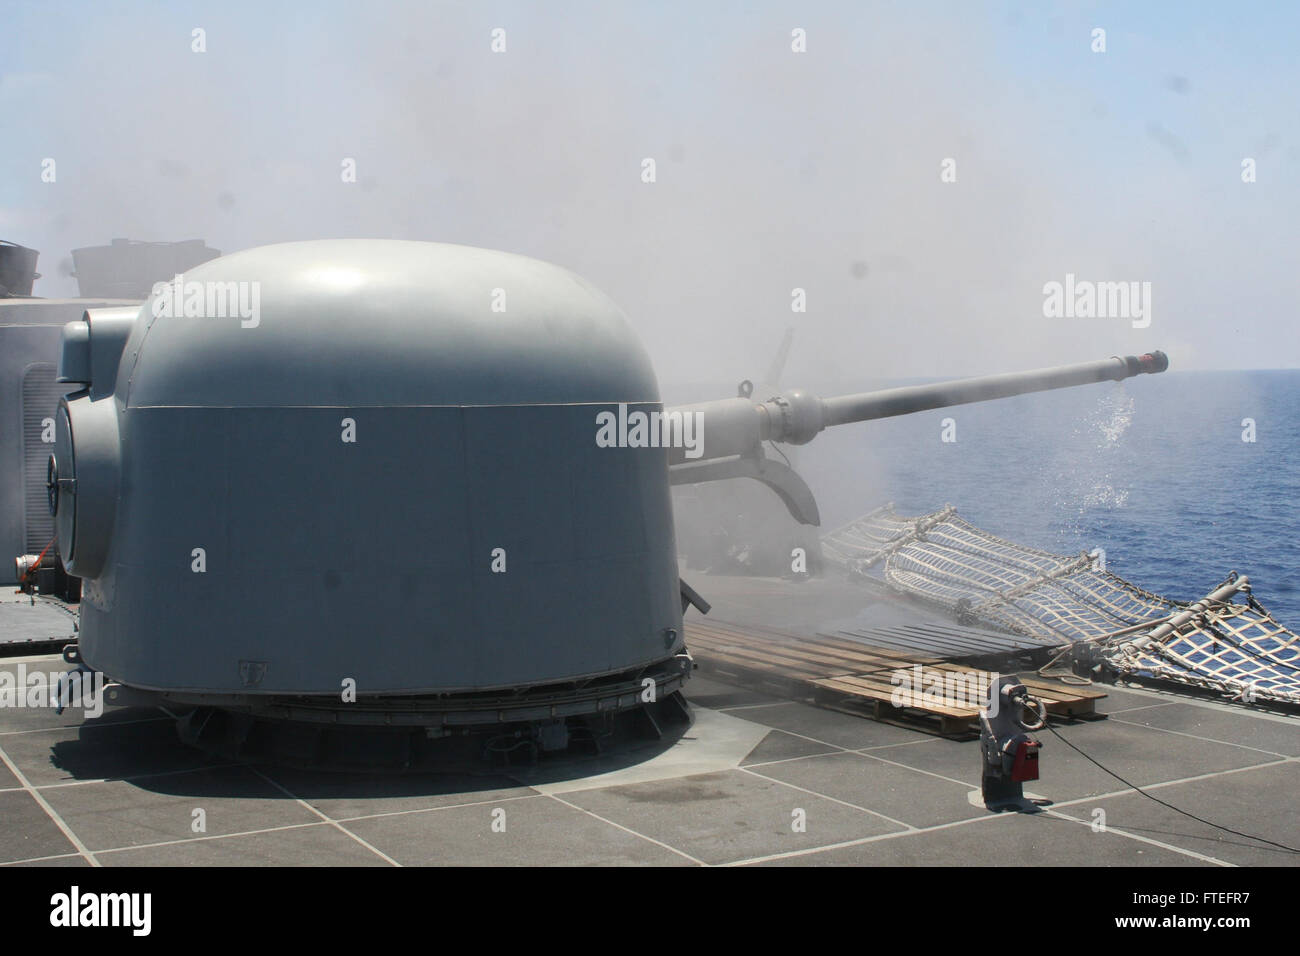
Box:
21, 364, 60, 553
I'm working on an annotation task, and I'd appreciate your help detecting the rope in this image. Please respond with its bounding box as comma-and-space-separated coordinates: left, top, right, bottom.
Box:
1036, 644, 1092, 685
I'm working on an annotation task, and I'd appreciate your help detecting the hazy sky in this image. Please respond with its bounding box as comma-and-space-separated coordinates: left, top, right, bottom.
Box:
3, 1, 1296, 384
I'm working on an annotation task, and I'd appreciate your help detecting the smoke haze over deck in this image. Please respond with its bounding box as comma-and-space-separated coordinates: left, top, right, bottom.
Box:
1, 0, 1297, 385
1, 0, 1299, 887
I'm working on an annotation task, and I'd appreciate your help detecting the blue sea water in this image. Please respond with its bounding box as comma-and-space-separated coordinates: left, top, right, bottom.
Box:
800, 370, 1300, 625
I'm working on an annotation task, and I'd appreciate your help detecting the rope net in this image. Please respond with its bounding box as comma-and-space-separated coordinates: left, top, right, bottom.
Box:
821, 505, 1300, 705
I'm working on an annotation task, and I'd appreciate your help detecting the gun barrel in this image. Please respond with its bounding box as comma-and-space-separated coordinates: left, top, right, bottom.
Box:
665, 351, 1167, 466
821, 351, 1168, 428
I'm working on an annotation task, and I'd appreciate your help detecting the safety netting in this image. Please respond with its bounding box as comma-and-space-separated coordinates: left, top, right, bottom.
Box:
1108, 600, 1300, 705
821, 505, 1300, 706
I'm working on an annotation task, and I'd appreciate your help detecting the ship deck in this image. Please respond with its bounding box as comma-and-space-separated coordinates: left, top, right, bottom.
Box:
1, 577, 1296, 867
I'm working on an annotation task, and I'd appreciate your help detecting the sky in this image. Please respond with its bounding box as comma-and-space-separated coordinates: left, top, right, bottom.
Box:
2, 0, 1297, 387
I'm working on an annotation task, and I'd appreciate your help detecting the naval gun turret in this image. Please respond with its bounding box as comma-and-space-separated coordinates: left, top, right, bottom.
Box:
666, 350, 1168, 525
34, 240, 1167, 764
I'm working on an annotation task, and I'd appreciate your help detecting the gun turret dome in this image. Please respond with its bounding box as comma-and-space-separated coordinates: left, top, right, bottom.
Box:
119, 240, 660, 408
58, 240, 682, 698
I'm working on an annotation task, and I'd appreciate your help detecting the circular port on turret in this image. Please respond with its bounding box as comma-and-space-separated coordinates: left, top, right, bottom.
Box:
47, 454, 59, 516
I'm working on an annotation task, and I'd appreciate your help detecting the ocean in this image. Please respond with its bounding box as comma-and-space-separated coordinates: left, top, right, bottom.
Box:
801, 369, 1300, 626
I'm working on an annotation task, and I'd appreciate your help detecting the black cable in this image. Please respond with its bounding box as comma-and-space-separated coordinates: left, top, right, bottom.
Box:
765, 441, 791, 468
1044, 722, 1300, 854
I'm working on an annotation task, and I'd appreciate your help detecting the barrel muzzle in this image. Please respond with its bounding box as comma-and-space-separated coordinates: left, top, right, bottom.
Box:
1122, 350, 1169, 377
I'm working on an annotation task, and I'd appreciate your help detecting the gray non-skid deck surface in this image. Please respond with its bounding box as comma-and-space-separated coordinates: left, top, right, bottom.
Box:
0, 595, 78, 647
0, 652, 1295, 867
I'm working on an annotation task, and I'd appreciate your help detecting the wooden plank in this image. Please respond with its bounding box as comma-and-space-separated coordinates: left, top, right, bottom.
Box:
1021, 677, 1108, 701
1019, 678, 1106, 718
690, 645, 847, 680
687, 628, 906, 674
860, 665, 996, 701
817, 666, 1102, 719
920, 661, 999, 677
889, 663, 1102, 703
778, 647, 907, 674
812, 632, 944, 664
786, 641, 922, 672
689, 620, 940, 666
692, 659, 820, 701
688, 621, 801, 643
814, 675, 980, 719
692, 637, 918, 674
686, 636, 848, 669
810, 679, 980, 738
704, 636, 899, 671
689, 638, 874, 674
695, 656, 836, 682
1041, 698, 1099, 718
811, 676, 977, 712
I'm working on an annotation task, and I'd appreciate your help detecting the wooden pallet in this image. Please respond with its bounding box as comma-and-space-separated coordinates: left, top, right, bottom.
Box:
684, 620, 1107, 738
811, 673, 983, 737
1018, 677, 1108, 719
811, 669, 1106, 737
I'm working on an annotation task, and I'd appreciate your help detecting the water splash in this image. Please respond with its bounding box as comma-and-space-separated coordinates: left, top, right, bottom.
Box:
1048, 386, 1138, 543
1090, 387, 1135, 446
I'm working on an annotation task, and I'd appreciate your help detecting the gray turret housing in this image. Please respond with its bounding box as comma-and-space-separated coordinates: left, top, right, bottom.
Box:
54, 240, 684, 698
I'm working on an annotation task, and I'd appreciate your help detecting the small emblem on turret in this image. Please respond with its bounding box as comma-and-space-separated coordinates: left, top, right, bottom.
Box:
238, 660, 268, 687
